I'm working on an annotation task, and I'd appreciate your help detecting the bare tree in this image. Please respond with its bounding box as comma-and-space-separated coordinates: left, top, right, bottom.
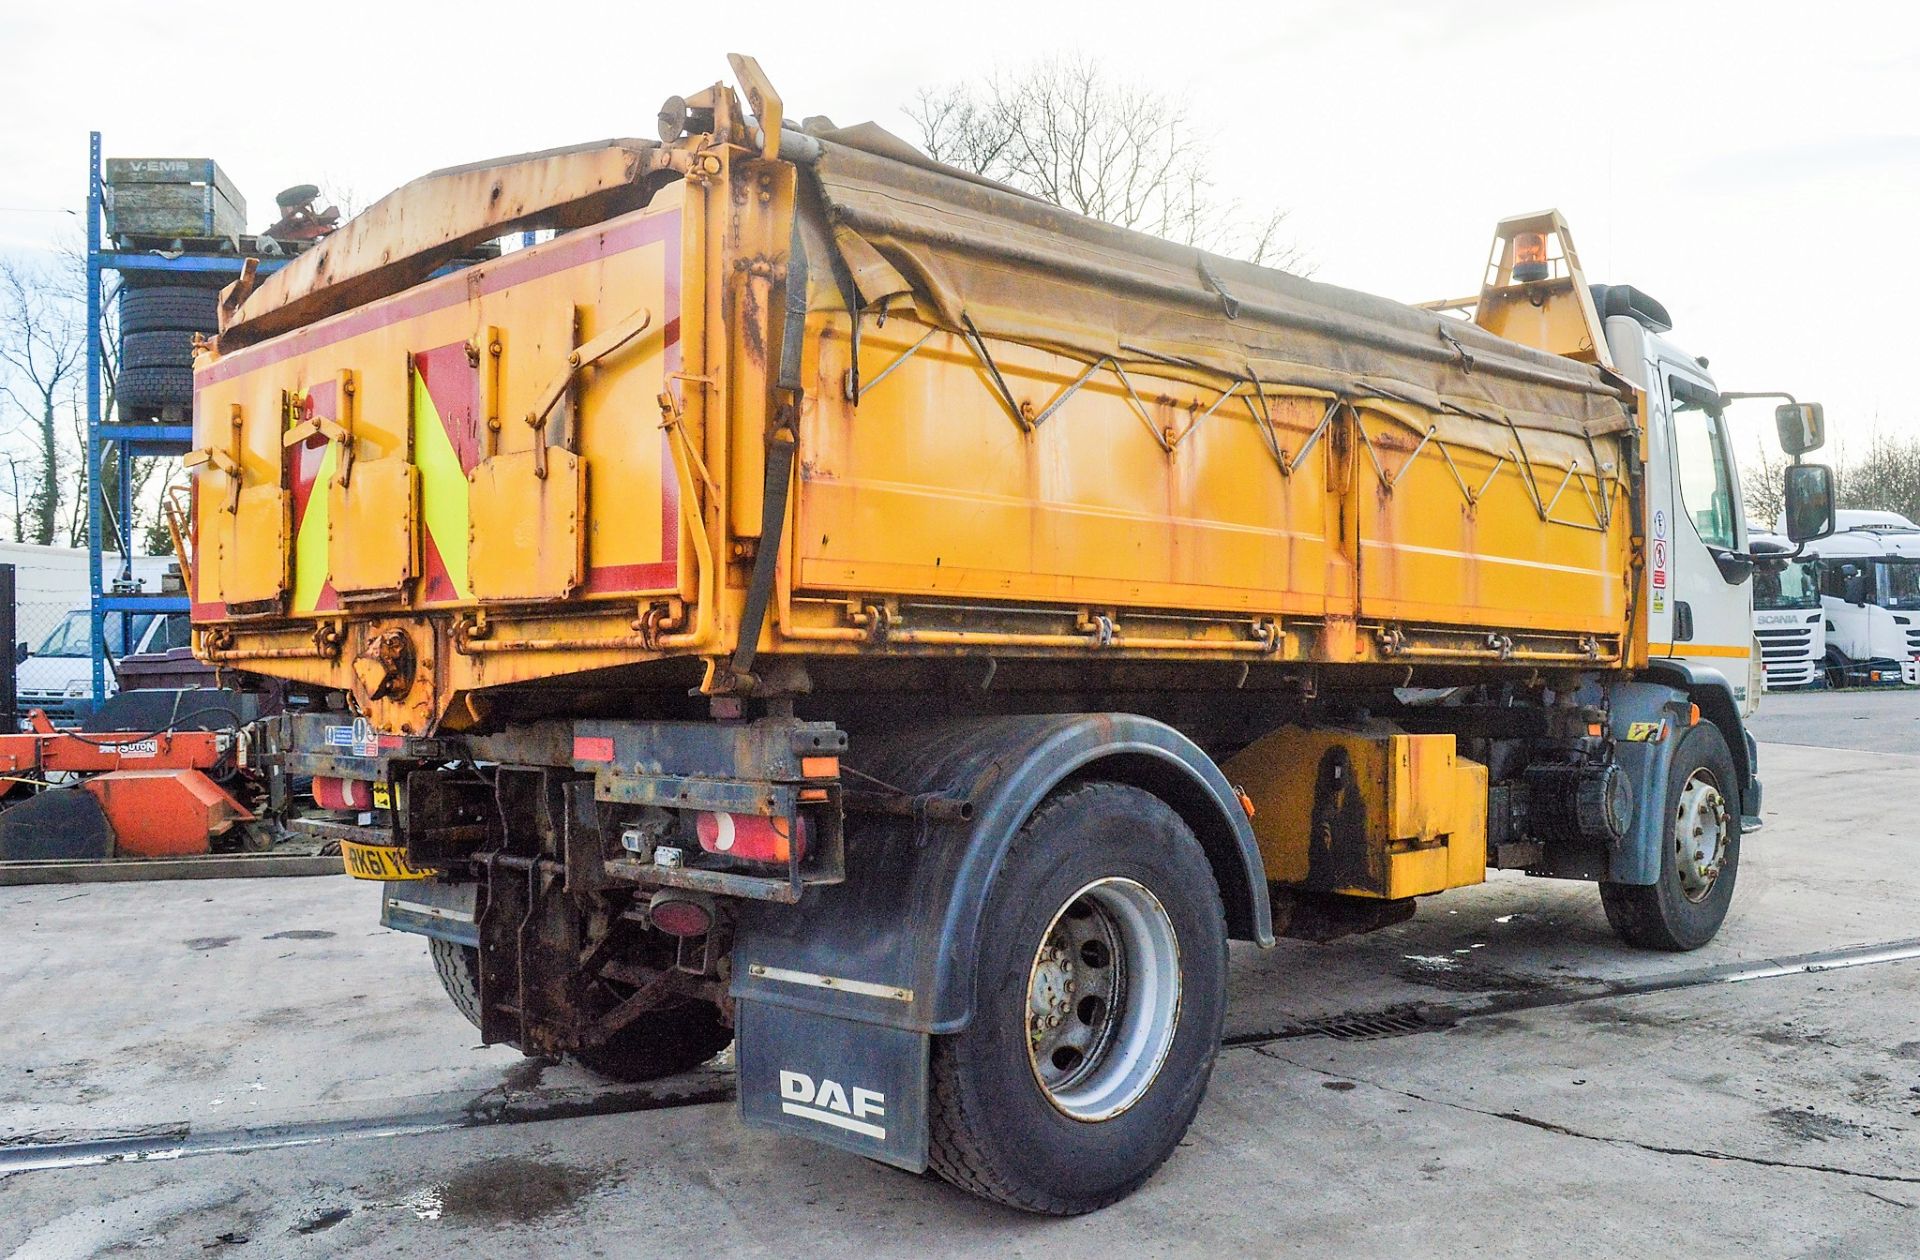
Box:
0, 258, 84, 544
909, 57, 1305, 271
1741, 438, 1786, 530
1834, 430, 1920, 524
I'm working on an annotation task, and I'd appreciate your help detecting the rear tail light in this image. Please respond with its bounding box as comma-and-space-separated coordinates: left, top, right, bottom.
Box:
695, 810, 805, 863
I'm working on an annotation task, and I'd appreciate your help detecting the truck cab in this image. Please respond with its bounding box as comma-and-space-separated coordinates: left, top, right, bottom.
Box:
1749, 530, 1825, 690
1803, 512, 1920, 686
1592, 293, 1762, 711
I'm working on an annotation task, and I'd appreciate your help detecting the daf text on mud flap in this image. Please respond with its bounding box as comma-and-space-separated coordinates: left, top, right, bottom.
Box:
779, 1071, 887, 1140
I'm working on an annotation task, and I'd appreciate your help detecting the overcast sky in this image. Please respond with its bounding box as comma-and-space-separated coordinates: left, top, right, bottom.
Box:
3, 0, 1915, 461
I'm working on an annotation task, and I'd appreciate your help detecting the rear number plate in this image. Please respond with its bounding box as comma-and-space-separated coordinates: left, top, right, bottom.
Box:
340, 840, 434, 881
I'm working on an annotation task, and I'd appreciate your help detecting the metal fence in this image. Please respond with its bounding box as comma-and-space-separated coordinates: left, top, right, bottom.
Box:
0, 560, 190, 730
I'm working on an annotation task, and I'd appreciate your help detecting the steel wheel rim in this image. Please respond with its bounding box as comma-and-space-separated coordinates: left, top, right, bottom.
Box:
1025, 876, 1182, 1121
1673, 767, 1728, 903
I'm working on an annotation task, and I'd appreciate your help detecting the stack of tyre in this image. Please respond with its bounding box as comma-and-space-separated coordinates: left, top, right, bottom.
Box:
117, 282, 220, 422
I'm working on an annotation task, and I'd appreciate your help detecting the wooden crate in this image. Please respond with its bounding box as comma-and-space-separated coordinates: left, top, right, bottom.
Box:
104, 158, 246, 244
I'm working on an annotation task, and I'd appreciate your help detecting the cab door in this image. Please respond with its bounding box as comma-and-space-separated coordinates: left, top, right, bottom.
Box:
1659, 366, 1754, 703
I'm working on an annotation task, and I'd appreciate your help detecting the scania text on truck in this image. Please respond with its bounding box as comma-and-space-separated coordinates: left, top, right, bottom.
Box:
185, 59, 1836, 1213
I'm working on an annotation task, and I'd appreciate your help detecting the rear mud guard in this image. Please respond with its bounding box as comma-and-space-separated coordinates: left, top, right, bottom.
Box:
729, 713, 1269, 1168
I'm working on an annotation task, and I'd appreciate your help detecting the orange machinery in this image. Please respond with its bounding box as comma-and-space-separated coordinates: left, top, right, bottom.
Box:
0, 713, 253, 859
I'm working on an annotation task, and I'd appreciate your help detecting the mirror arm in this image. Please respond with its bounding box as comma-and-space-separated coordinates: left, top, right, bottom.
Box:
1718, 389, 1799, 408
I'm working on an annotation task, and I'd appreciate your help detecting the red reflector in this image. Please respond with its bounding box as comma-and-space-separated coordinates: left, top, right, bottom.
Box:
695, 811, 805, 863
313, 775, 372, 811
573, 735, 616, 763
650, 896, 714, 937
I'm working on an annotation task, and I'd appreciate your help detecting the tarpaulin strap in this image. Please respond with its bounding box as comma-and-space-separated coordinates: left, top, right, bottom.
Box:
1197, 257, 1241, 320
725, 418, 799, 689
959, 313, 1028, 429
1438, 323, 1476, 373
778, 215, 810, 393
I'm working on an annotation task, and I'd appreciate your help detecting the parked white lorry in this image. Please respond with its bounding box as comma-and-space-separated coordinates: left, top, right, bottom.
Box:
1749, 531, 1825, 689
1799, 511, 1920, 686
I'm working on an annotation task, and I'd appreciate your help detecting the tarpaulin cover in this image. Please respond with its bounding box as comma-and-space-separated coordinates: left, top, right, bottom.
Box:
794, 123, 1633, 455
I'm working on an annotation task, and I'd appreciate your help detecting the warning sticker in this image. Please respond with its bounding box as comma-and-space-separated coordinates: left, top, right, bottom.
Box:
325, 717, 380, 759
1650, 534, 1669, 614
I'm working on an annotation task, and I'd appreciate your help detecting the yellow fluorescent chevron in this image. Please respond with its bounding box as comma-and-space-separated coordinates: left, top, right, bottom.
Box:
292, 441, 338, 614
413, 370, 473, 600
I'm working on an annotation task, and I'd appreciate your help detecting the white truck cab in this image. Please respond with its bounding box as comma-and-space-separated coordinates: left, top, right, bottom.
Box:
1801, 512, 1920, 686
1749, 530, 1824, 689
1592, 290, 1765, 712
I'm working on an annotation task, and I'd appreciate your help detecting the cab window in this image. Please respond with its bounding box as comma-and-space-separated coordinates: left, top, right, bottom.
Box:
1821, 560, 1871, 604
1668, 378, 1737, 549
147, 613, 193, 652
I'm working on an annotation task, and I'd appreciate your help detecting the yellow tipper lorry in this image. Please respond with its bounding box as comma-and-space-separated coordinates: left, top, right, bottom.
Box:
190, 57, 1837, 1213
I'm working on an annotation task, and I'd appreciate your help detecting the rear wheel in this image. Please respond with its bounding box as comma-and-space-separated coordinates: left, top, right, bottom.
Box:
426, 937, 731, 1081
1600, 721, 1741, 951
928, 782, 1226, 1215
429, 937, 484, 1028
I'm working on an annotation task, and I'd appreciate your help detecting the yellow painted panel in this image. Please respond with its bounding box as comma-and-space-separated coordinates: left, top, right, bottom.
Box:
1352, 415, 1625, 633
468, 450, 586, 601
798, 324, 1342, 615
1447, 759, 1489, 889
328, 461, 418, 595
194, 187, 683, 618
1224, 725, 1488, 900
1384, 846, 1450, 900
215, 484, 291, 607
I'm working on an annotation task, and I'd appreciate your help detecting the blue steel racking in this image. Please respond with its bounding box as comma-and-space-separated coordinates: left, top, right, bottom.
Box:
82, 132, 285, 702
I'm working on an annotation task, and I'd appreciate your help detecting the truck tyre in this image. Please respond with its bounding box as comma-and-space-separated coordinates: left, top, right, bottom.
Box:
117, 364, 195, 408
429, 937, 484, 1029
927, 782, 1227, 1215
429, 937, 731, 1080
1599, 721, 1741, 951
121, 329, 197, 372
119, 285, 218, 335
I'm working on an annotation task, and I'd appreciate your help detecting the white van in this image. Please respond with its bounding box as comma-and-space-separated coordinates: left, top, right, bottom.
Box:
13, 555, 187, 724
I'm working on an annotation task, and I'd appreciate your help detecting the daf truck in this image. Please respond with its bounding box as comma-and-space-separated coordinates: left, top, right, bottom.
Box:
184, 59, 1836, 1213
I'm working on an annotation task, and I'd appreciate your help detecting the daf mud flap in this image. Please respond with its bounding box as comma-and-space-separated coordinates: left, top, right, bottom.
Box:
734, 999, 929, 1171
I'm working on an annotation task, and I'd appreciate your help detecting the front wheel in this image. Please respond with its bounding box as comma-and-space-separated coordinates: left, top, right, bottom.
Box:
928, 782, 1227, 1215
1599, 720, 1741, 951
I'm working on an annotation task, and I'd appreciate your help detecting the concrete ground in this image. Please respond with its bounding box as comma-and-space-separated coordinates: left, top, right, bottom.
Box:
1749, 687, 1920, 755
3, 694, 1919, 1257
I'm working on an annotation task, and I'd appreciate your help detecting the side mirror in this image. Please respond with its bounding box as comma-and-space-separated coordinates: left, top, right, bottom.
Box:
1783, 462, 1836, 544
1776, 402, 1826, 456
12, 641, 25, 665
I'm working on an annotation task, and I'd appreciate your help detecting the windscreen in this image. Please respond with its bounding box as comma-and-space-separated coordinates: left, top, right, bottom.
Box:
1755, 559, 1821, 610
1878, 561, 1920, 610
32, 610, 152, 658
